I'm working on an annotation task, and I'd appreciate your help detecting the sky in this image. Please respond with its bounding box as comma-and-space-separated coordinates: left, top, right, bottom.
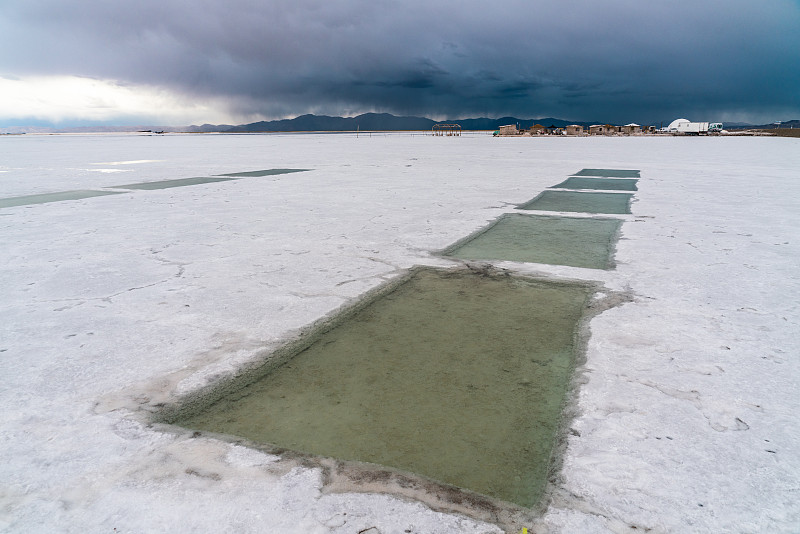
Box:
1, 0, 799, 127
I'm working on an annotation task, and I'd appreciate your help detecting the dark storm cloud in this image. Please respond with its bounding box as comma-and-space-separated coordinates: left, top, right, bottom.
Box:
2, 0, 799, 123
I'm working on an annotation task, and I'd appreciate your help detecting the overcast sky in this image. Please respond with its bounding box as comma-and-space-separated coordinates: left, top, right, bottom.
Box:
1, 0, 799, 127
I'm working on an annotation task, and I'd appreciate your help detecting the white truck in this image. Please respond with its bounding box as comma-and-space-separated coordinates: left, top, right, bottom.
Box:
666, 118, 710, 134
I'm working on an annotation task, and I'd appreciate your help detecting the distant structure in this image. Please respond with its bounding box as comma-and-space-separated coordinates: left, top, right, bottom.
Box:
665, 118, 710, 135
432, 123, 462, 136
493, 120, 661, 137
620, 123, 642, 135
590, 124, 619, 135
496, 124, 519, 136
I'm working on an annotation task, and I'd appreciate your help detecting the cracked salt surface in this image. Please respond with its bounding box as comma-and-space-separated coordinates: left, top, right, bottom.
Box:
1, 133, 799, 533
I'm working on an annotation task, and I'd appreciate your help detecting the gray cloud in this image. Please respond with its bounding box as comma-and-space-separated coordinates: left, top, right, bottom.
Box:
2, 0, 799, 124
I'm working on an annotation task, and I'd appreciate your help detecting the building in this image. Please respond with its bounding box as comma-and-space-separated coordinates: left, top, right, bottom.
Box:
496, 124, 519, 136
589, 124, 618, 135
432, 123, 462, 136
530, 124, 546, 135
620, 123, 642, 135
565, 125, 585, 135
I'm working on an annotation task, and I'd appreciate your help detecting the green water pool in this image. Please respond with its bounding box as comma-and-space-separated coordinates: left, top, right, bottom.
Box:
444, 214, 622, 269
173, 268, 595, 508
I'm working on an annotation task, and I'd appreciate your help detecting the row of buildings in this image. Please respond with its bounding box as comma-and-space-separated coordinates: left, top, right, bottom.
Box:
496, 123, 647, 136
495, 119, 723, 136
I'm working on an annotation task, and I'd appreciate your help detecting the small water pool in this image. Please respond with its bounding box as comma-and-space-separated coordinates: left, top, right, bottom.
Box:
517, 190, 633, 214
216, 169, 310, 177
168, 268, 595, 509
572, 168, 640, 178
110, 177, 236, 190
442, 214, 622, 269
0, 189, 124, 209
551, 177, 638, 192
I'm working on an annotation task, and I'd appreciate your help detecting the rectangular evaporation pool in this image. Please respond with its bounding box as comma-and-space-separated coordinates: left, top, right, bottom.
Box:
518, 190, 632, 214
551, 176, 638, 192
110, 176, 237, 190
0, 189, 124, 209
572, 168, 640, 178
109, 170, 309, 190
443, 213, 622, 270
216, 169, 310, 177
173, 268, 595, 508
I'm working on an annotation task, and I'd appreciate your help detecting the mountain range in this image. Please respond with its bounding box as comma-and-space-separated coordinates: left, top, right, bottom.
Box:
223, 114, 800, 132
223, 113, 598, 132
2, 114, 797, 134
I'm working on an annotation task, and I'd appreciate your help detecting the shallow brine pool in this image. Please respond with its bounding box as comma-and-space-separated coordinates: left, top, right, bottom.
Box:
443, 213, 622, 269
171, 268, 595, 508
572, 168, 640, 178
517, 190, 633, 214
551, 176, 638, 191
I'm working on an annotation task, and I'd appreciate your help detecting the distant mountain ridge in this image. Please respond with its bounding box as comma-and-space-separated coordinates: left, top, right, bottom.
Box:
225, 113, 433, 132
218, 115, 800, 132
4, 115, 797, 134
224, 113, 601, 132
747, 119, 799, 129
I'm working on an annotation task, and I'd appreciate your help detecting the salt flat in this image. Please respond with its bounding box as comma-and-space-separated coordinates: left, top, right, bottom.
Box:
1, 133, 798, 533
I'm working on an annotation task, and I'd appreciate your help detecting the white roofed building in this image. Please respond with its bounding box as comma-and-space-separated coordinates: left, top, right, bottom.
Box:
620, 123, 642, 135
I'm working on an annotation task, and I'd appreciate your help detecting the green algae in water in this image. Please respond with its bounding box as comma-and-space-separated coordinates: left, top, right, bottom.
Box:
444, 213, 621, 269
572, 168, 640, 178
0, 189, 124, 209
176, 269, 594, 508
518, 190, 632, 214
551, 177, 638, 191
